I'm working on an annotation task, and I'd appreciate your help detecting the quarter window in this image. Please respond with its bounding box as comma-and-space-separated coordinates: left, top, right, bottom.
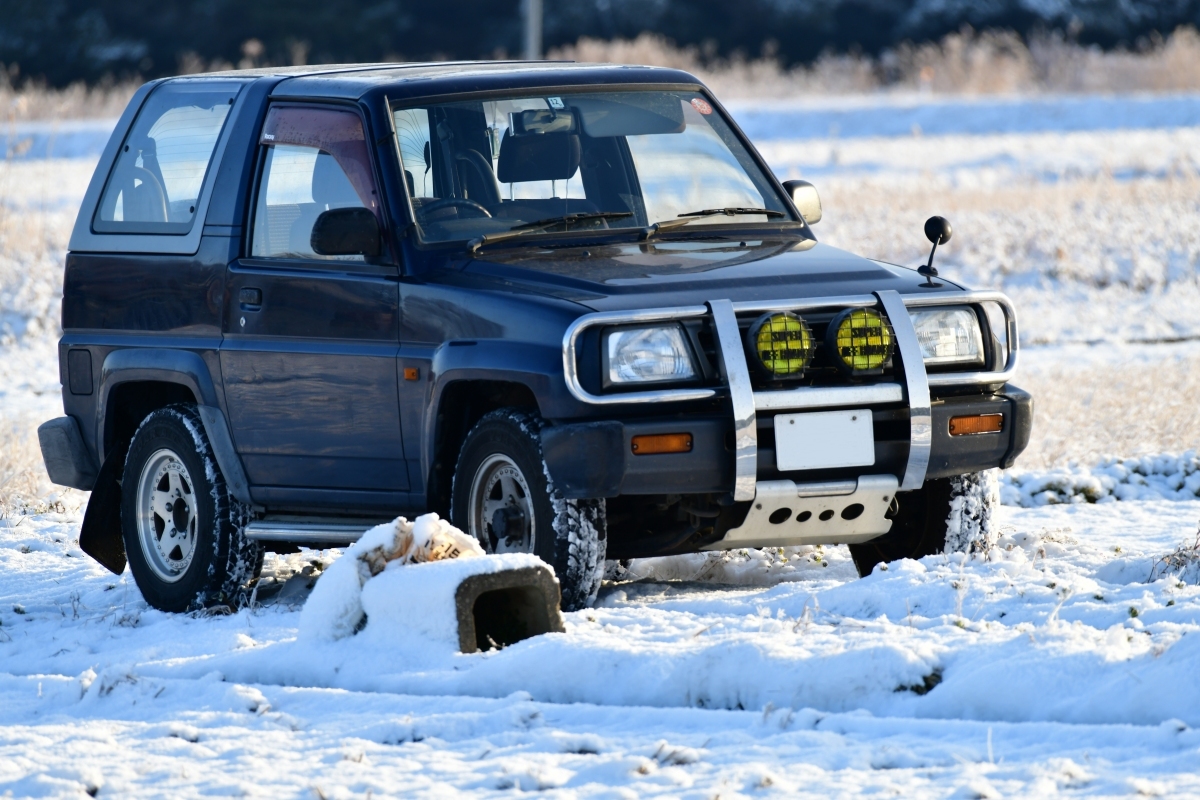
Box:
251, 106, 380, 261
94, 81, 238, 234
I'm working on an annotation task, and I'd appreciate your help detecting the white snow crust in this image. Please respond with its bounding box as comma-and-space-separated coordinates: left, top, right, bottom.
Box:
5, 501, 1200, 796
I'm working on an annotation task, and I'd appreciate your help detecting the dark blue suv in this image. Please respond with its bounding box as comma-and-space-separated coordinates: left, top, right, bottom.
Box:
38, 62, 1031, 613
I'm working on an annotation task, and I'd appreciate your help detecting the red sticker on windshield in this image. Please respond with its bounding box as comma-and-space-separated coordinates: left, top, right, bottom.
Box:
690, 97, 713, 115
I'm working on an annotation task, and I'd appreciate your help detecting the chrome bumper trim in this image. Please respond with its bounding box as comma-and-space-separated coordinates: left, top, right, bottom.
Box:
709, 299, 758, 502
877, 290, 932, 491
754, 383, 904, 411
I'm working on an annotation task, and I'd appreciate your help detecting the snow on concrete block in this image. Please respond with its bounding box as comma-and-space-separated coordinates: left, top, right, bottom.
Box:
300, 513, 564, 651
300, 512, 485, 642
360, 553, 564, 653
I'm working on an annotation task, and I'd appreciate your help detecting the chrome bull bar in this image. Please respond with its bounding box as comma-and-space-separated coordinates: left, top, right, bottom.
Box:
561, 290, 1019, 508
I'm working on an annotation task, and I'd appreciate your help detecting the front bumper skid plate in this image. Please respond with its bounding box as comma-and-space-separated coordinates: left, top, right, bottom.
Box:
702, 474, 899, 549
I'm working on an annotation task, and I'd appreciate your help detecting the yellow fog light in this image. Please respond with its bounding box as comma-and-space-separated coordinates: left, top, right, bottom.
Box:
829, 308, 894, 375
748, 312, 814, 378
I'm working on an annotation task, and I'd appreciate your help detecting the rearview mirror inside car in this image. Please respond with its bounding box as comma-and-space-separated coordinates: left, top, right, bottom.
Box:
311, 207, 381, 257
510, 108, 578, 135
782, 179, 822, 225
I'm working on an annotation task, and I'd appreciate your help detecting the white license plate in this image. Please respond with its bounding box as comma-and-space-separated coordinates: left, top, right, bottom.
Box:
774, 410, 875, 472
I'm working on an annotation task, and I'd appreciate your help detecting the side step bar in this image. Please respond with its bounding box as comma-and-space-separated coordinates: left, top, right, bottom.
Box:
245, 518, 387, 544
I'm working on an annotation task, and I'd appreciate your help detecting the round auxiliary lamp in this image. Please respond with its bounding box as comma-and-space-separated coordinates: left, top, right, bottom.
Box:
746, 311, 815, 380
826, 307, 895, 376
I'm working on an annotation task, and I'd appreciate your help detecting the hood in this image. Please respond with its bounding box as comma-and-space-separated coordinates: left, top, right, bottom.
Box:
459, 237, 966, 312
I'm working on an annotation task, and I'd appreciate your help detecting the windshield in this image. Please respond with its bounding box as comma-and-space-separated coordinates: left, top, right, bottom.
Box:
392, 89, 795, 245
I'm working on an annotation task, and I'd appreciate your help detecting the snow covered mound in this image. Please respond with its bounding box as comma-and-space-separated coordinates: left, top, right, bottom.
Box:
299, 513, 484, 641
1003, 451, 1200, 507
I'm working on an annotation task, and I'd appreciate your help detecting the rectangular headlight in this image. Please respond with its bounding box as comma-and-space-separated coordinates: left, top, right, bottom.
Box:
908, 307, 984, 367
605, 325, 697, 384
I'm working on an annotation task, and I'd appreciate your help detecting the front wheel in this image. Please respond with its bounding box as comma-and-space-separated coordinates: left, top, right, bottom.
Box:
848, 470, 999, 577
121, 405, 263, 611
451, 410, 606, 611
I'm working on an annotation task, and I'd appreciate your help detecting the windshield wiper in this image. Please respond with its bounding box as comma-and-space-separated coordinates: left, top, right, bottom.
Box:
641, 207, 786, 239
467, 211, 634, 254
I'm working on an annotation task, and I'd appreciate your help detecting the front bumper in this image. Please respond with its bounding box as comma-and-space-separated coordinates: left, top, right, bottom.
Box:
542, 384, 1032, 498
546, 289, 1027, 549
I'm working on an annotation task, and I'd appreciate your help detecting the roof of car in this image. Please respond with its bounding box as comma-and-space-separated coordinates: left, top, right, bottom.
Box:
175, 61, 706, 102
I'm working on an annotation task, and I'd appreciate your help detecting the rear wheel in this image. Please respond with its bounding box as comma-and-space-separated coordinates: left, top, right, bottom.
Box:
451, 410, 606, 611
848, 471, 998, 577
121, 405, 262, 612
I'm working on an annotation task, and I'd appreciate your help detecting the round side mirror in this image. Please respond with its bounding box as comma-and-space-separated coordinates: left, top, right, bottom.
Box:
782, 179, 822, 225
924, 215, 952, 245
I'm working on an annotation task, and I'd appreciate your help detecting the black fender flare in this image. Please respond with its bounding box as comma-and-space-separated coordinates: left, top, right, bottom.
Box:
81, 350, 256, 574
97, 348, 253, 505
423, 339, 589, 489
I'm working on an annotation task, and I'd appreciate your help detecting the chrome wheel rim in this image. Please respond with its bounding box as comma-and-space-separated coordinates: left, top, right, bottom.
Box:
136, 448, 198, 583
468, 453, 535, 554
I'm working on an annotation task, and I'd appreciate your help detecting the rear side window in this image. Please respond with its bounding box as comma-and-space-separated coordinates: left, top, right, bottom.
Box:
94, 81, 238, 235
250, 105, 380, 261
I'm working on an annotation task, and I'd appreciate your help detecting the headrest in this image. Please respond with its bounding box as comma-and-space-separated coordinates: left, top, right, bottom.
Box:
497, 132, 581, 184
311, 152, 362, 207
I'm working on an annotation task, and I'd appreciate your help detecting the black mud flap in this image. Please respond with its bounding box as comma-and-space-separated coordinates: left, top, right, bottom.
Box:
79, 452, 127, 575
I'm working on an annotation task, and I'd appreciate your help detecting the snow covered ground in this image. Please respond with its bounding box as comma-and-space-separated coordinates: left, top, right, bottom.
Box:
5, 501, 1200, 796
3, 93, 1200, 797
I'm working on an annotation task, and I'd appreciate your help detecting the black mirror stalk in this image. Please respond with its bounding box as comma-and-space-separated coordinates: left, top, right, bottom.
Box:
919, 215, 951, 287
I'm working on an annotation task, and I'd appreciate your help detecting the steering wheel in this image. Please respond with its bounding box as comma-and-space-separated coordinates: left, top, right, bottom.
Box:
419, 197, 492, 218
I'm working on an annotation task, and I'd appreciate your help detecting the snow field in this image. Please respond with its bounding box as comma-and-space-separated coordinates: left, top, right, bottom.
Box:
4, 500, 1200, 795
1003, 452, 1200, 506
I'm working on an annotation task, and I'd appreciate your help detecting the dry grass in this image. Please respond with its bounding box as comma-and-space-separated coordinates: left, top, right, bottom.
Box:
1018, 352, 1200, 468
0, 77, 137, 122
0, 413, 63, 518
4, 24, 1200, 122
0, 161, 81, 345
551, 27, 1200, 98
0, 160, 80, 513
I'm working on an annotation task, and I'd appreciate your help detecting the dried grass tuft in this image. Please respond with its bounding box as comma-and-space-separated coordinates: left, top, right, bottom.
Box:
0, 76, 137, 122
0, 413, 67, 517
1150, 527, 1200, 584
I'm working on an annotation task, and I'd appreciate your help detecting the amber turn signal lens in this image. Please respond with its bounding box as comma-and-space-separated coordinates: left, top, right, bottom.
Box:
948, 414, 1003, 436
631, 433, 693, 455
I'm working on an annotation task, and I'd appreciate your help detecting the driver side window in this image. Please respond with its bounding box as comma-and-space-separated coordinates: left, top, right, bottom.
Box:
250, 105, 380, 261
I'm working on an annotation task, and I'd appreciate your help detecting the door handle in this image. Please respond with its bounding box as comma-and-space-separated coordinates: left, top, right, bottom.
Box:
239, 287, 262, 310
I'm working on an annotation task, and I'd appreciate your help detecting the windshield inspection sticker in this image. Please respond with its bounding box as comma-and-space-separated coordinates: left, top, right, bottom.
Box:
690, 97, 713, 115
548, 97, 565, 109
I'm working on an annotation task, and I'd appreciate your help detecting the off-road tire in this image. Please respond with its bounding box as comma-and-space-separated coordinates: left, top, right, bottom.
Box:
451, 409, 607, 611
848, 470, 999, 577
121, 404, 263, 612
